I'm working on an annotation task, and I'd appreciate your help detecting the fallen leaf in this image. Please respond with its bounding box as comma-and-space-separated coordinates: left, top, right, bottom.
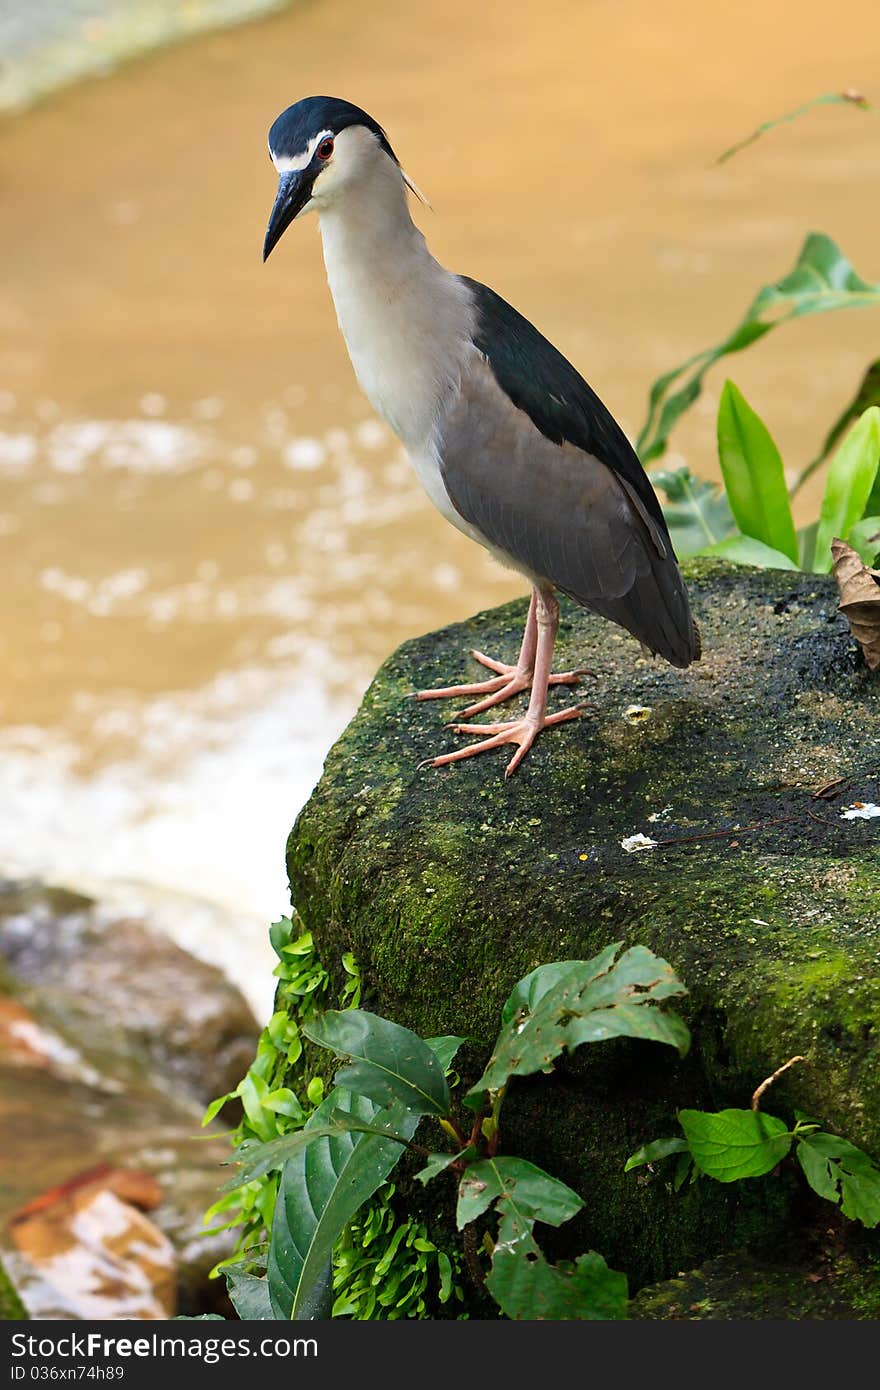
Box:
832, 538, 880, 670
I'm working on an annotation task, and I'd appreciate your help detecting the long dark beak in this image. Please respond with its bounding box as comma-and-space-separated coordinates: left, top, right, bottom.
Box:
263, 171, 310, 262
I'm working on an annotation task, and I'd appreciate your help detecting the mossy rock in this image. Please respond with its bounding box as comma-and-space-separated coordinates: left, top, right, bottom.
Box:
631, 1222, 880, 1319
286, 560, 880, 1304
0, 1251, 26, 1321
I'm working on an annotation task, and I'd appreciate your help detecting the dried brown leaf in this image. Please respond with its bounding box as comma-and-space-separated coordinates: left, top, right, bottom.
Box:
832, 538, 880, 670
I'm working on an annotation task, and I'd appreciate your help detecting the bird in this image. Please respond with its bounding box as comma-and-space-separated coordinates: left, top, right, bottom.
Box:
263, 96, 700, 777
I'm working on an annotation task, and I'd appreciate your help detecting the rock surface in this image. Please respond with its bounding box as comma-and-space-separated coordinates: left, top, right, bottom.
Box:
0, 880, 258, 1319
286, 560, 880, 1306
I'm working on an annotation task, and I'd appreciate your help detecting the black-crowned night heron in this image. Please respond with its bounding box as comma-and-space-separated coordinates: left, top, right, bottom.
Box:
263, 96, 700, 777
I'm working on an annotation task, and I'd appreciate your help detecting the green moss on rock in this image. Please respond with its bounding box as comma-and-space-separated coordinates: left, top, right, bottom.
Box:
286, 561, 880, 1304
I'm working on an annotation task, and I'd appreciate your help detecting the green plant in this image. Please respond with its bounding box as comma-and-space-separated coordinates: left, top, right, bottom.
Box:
331, 1184, 464, 1319
626, 1060, 880, 1229
655, 387, 880, 572
634, 97, 880, 576
219, 942, 690, 1321
201, 918, 357, 1271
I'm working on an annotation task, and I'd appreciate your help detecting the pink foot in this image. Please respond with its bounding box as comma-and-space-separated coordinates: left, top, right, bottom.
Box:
419, 704, 585, 779
415, 648, 591, 718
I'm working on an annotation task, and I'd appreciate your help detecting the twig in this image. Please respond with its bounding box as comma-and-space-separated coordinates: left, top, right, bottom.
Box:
751, 1056, 809, 1111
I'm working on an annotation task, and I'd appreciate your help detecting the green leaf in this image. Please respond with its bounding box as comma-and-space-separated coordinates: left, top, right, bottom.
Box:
797, 1131, 880, 1227
225, 1269, 274, 1320
814, 407, 880, 572
699, 534, 799, 570
456, 1157, 583, 1231
650, 466, 735, 557
267, 1090, 418, 1318
637, 234, 880, 464
715, 382, 798, 562
467, 945, 688, 1108
227, 1106, 413, 1188
269, 916, 294, 958
716, 90, 876, 165
487, 1245, 628, 1321
624, 1136, 690, 1172
423, 1035, 468, 1073
501, 957, 604, 1026
304, 1009, 452, 1117
793, 359, 880, 498
679, 1108, 792, 1181
415, 1150, 471, 1185
848, 515, 880, 565
201, 1092, 234, 1127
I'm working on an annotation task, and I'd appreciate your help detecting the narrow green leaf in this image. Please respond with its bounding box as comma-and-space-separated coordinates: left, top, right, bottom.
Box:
227, 1107, 412, 1188
624, 1136, 690, 1172
637, 234, 880, 463
267, 1090, 418, 1318
304, 1009, 451, 1116
716, 90, 875, 165
716, 382, 798, 561
415, 1150, 471, 1185
793, 359, 880, 498
679, 1108, 792, 1181
699, 534, 799, 570
467, 945, 688, 1108
814, 407, 880, 572
456, 1157, 583, 1232
437, 1251, 453, 1303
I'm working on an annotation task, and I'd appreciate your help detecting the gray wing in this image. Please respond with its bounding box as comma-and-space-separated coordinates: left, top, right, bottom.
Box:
437, 355, 700, 668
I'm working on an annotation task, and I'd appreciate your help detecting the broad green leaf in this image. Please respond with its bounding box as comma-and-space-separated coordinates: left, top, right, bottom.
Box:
637, 234, 880, 464
650, 466, 735, 557
797, 1131, 880, 1227
792, 359, 880, 498
716, 90, 876, 165
501, 947, 618, 1026
456, 1157, 583, 1231
699, 534, 799, 570
304, 1009, 451, 1117
814, 407, 880, 572
487, 1245, 628, 1321
226, 1269, 274, 1320
848, 515, 880, 565
624, 1136, 690, 1172
423, 1035, 468, 1072
796, 1135, 839, 1203
267, 1090, 418, 1318
716, 382, 798, 561
467, 945, 688, 1108
679, 1108, 792, 1181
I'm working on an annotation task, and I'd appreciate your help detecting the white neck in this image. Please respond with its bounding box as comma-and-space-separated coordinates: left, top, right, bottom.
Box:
317, 160, 474, 449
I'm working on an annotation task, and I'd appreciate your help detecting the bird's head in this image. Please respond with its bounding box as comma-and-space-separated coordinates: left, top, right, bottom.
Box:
263, 96, 411, 261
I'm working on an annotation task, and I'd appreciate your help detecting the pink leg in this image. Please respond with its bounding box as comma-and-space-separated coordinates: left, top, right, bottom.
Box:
415, 588, 590, 718
420, 588, 586, 778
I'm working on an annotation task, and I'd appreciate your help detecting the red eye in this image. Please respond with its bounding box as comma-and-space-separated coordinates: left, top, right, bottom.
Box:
317, 138, 334, 160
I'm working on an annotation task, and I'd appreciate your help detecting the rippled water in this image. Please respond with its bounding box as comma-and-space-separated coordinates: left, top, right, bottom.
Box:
1, 0, 877, 1014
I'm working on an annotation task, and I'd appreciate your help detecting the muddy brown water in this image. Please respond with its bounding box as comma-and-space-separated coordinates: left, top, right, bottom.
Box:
0, 0, 877, 1011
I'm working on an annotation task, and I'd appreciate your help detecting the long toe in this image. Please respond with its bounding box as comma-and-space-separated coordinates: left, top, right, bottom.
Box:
422, 703, 585, 777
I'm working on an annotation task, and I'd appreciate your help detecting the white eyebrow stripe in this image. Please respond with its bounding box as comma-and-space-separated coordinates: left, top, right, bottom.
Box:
270, 130, 332, 173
